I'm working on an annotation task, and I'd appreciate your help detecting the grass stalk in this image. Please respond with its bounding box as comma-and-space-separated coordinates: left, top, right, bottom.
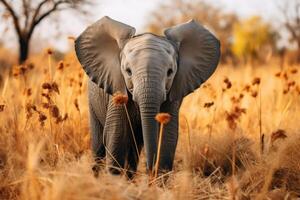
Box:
154, 123, 164, 179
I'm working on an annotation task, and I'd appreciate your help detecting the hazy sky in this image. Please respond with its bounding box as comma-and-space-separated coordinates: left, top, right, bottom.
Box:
0, 0, 286, 52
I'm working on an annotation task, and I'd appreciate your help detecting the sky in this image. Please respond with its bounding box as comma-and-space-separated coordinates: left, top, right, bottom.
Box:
0, 0, 288, 52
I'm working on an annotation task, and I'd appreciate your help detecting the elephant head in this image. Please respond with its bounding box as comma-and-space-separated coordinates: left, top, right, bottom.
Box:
75, 16, 220, 171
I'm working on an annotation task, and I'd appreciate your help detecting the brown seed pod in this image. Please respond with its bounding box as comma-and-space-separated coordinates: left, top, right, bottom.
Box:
39, 113, 47, 122
57, 61, 64, 70
50, 105, 60, 118
290, 68, 298, 74
0, 105, 5, 112
204, 102, 214, 108
42, 82, 52, 90
252, 77, 261, 85
74, 99, 80, 112
155, 113, 171, 124
26, 88, 32, 96
51, 82, 60, 94
271, 129, 287, 144
251, 91, 258, 98
275, 72, 281, 77
46, 48, 53, 55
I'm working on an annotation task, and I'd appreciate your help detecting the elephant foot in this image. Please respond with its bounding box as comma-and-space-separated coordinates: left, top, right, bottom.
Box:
92, 158, 105, 178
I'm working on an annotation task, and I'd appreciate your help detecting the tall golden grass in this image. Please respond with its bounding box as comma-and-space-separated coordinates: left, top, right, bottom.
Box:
0, 47, 300, 199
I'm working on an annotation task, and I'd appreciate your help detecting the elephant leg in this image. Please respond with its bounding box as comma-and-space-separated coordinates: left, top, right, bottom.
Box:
158, 100, 182, 174
126, 124, 143, 179
89, 105, 105, 176
103, 100, 129, 175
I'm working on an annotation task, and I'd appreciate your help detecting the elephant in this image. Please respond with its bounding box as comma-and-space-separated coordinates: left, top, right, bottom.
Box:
75, 16, 220, 178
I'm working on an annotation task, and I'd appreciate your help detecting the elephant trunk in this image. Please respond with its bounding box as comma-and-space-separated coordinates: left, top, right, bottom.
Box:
135, 80, 164, 172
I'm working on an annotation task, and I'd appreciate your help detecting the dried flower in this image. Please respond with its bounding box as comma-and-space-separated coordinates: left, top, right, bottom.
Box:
223, 77, 232, 89
38, 113, 47, 126
290, 68, 298, 74
50, 105, 60, 118
0, 104, 4, 112
112, 92, 128, 105
74, 99, 80, 112
155, 113, 171, 124
225, 106, 246, 130
288, 81, 295, 88
204, 102, 214, 108
42, 82, 59, 94
283, 72, 288, 80
252, 77, 261, 85
57, 61, 64, 70
42, 103, 50, 109
42, 82, 52, 89
46, 48, 53, 55
243, 84, 251, 92
283, 88, 289, 94
271, 129, 287, 144
251, 91, 258, 98
275, 72, 281, 77
12, 65, 20, 77
51, 82, 60, 94
27, 62, 35, 70
25, 103, 36, 119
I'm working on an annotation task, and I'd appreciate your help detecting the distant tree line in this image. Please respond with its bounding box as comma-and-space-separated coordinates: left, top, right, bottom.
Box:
146, 0, 300, 65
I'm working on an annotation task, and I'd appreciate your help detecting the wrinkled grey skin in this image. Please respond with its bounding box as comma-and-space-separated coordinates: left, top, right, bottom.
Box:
75, 16, 220, 177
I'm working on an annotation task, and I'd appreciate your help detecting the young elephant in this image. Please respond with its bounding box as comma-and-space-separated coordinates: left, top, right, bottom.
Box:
75, 16, 220, 177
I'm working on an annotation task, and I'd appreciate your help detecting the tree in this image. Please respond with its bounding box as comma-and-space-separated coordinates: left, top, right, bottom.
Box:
145, 0, 238, 63
231, 16, 277, 64
0, 0, 92, 64
277, 0, 300, 63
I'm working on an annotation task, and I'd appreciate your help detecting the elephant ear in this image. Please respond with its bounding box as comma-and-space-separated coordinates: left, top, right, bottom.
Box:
75, 16, 135, 95
164, 19, 220, 101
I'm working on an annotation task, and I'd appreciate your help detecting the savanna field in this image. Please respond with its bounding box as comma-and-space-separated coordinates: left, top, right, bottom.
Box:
0, 48, 300, 200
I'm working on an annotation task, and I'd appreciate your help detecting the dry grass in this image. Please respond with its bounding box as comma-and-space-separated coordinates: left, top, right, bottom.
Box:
0, 47, 300, 199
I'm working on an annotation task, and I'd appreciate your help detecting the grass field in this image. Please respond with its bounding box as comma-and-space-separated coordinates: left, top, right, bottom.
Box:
0, 49, 300, 199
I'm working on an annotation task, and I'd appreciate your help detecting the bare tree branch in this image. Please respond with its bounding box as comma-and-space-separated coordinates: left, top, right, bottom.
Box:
27, 0, 68, 39
0, 0, 22, 36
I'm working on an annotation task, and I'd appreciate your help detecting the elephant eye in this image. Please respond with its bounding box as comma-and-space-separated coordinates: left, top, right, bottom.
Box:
167, 68, 173, 77
126, 68, 132, 76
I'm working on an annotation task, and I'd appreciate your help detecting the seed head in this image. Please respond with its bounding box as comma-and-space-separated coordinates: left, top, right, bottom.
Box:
46, 48, 53, 55
39, 113, 47, 122
204, 102, 214, 108
243, 85, 251, 92
57, 61, 64, 70
0, 104, 5, 112
74, 99, 80, 112
251, 91, 258, 98
271, 129, 287, 144
275, 72, 281, 77
223, 77, 232, 89
42, 82, 52, 89
112, 92, 128, 105
290, 68, 298, 74
51, 82, 60, 94
283, 72, 288, 80
252, 77, 261, 85
155, 113, 171, 124
50, 105, 60, 118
